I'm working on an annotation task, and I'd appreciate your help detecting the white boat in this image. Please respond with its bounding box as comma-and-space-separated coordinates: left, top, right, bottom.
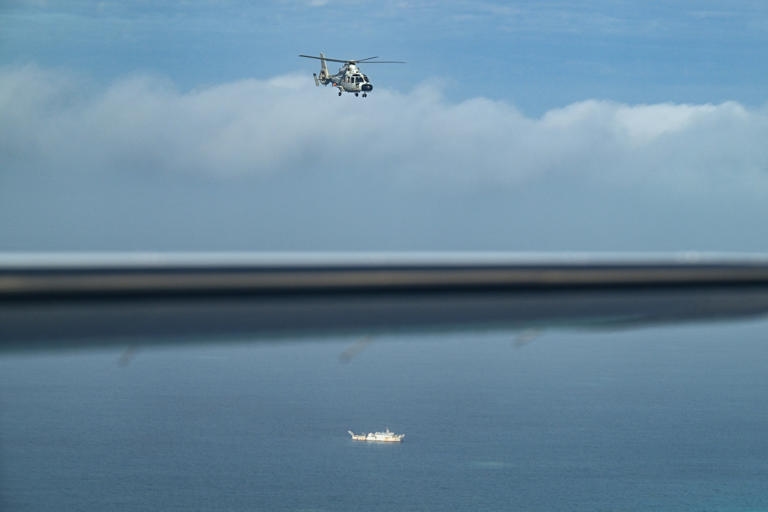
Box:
348, 428, 404, 442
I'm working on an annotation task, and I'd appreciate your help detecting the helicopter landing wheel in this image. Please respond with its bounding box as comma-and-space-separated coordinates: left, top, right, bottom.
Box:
338, 91, 342, 96
355, 92, 359, 97
362, 93, 367, 98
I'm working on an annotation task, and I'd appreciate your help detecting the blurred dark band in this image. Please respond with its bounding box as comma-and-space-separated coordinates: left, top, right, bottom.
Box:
2, 255, 768, 351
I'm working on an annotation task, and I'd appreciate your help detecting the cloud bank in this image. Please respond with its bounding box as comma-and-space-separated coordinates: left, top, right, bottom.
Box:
3, 65, 767, 185
2, 65, 768, 251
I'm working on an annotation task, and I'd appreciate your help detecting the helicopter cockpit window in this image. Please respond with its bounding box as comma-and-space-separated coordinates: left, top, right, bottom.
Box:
363, 75, 369, 82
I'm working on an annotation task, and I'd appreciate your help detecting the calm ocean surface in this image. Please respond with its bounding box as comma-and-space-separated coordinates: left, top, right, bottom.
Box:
2, 320, 768, 511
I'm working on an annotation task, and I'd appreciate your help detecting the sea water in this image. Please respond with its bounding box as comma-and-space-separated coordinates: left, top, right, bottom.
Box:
2, 320, 768, 511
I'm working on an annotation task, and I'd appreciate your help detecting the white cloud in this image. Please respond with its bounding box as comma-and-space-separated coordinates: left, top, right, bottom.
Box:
3, 64, 766, 193
3, 65, 768, 252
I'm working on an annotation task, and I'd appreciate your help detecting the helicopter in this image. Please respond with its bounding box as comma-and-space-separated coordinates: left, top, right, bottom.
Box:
299, 53, 405, 97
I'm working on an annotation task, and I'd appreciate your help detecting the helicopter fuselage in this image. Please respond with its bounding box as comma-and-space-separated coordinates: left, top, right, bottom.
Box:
321, 63, 373, 96
331, 70, 373, 93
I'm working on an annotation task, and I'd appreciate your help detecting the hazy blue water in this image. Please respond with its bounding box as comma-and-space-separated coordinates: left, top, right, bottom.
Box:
3, 320, 768, 511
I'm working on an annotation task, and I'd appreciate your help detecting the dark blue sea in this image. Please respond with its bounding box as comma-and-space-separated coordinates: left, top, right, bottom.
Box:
3, 320, 768, 511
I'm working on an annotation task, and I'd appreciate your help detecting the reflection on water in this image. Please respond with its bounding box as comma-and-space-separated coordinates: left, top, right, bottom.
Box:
2, 319, 768, 511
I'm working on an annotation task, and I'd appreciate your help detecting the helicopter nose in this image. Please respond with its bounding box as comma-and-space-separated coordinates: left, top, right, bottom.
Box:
362, 83, 373, 92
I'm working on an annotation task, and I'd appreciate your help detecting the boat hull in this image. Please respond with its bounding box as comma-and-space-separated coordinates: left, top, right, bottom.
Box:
348, 430, 404, 442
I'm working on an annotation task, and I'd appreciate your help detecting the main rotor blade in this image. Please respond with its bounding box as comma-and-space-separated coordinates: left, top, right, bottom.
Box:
299, 55, 405, 65
298, 54, 354, 64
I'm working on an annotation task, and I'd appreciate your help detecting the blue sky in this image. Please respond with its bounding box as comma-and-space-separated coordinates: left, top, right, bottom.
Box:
3, 1, 767, 111
1, 1, 768, 251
